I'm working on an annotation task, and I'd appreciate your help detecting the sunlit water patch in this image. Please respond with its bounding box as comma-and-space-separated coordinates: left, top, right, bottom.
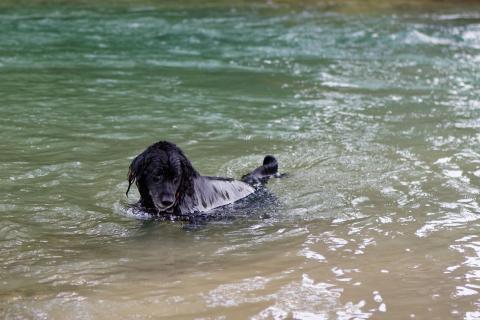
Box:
1, 1, 480, 319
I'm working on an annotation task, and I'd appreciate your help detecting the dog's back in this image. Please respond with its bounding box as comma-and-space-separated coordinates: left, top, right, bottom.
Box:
178, 177, 255, 213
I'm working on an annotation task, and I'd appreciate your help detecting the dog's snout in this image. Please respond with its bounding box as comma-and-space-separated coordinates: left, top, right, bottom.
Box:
161, 199, 174, 207
160, 194, 175, 207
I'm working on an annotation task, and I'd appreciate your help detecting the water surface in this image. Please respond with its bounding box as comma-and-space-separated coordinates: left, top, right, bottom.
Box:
1, 1, 480, 319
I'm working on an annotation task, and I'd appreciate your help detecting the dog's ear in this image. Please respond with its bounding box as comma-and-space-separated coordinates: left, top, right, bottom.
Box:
178, 150, 195, 178
126, 153, 145, 196
175, 149, 197, 196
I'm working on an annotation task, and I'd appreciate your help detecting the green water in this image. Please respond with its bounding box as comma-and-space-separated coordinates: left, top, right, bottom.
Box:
1, 1, 480, 319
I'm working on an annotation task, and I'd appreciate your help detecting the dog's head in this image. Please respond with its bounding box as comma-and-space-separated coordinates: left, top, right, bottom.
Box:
127, 141, 197, 213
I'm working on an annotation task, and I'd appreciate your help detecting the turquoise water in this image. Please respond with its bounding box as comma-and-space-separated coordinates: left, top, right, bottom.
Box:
1, 1, 480, 318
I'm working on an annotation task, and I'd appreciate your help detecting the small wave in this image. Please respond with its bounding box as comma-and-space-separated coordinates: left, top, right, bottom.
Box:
10, 161, 82, 181
406, 30, 454, 46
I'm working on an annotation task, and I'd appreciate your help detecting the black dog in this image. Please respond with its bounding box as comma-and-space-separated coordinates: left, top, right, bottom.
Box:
126, 141, 279, 216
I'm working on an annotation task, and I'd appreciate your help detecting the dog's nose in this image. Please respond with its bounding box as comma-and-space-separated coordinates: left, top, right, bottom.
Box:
161, 199, 174, 207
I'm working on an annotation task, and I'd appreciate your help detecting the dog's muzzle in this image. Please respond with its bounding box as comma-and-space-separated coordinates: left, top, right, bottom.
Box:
154, 200, 176, 214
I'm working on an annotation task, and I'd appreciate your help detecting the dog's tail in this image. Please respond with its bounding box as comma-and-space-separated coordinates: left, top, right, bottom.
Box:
241, 155, 280, 185
261, 155, 278, 175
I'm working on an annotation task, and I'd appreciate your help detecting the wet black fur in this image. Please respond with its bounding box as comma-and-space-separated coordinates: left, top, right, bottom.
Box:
127, 141, 198, 213
127, 141, 278, 217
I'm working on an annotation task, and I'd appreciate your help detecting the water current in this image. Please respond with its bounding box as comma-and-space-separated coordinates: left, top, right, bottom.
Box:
1, 1, 480, 318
